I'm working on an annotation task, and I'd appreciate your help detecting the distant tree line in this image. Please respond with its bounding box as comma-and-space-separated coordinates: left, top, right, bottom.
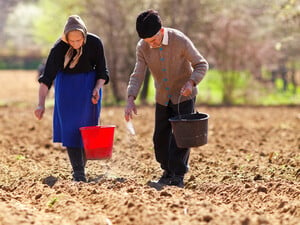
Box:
1, 0, 299, 104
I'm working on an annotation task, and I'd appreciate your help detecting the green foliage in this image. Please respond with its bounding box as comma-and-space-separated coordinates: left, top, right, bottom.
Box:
197, 70, 253, 105
197, 70, 223, 104
2, 0, 299, 105
145, 77, 156, 104
33, 0, 85, 53
0, 57, 42, 70
261, 82, 300, 105
16, 155, 26, 160
143, 70, 228, 105
137, 69, 300, 106
47, 197, 58, 207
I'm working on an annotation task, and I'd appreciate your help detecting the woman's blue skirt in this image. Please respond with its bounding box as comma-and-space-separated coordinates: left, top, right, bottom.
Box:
53, 71, 102, 148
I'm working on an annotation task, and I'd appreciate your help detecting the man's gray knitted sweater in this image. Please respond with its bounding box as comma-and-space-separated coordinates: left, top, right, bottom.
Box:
127, 28, 209, 106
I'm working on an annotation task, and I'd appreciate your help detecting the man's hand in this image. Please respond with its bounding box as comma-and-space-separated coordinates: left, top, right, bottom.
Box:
180, 80, 195, 96
124, 96, 137, 121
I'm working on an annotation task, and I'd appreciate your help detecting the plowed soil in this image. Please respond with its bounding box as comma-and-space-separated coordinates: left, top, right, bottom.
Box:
0, 70, 299, 225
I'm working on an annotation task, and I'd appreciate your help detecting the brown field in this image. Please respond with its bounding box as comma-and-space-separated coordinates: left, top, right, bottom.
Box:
0, 70, 299, 225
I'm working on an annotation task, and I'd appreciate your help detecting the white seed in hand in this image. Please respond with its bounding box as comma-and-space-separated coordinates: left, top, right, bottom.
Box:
126, 120, 135, 135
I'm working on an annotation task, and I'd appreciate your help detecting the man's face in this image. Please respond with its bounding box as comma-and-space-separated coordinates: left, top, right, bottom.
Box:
143, 29, 163, 48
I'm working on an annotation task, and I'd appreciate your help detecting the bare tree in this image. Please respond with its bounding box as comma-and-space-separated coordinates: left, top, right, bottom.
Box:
82, 0, 145, 103
0, 0, 22, 52
3, 0, 299, 103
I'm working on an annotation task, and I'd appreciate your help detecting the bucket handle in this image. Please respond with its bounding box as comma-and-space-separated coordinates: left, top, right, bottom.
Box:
94, 104, 100, 125
177, 95, 196, 119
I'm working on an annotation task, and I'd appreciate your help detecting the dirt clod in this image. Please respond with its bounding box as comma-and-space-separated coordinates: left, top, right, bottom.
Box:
0, 71, 299, 225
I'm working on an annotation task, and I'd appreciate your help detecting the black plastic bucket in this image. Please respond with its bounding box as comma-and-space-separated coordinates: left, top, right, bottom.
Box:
169, 112, 209, 148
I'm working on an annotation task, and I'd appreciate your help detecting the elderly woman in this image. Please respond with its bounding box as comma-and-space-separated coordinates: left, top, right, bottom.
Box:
35, 15, 109, 182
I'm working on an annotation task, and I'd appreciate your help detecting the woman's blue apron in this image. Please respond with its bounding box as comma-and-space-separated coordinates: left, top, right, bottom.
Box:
53, 71, 102, 148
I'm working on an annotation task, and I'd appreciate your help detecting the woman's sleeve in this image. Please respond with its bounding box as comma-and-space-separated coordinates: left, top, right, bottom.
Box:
94, 38, 109, 84
38, 41, 66, 89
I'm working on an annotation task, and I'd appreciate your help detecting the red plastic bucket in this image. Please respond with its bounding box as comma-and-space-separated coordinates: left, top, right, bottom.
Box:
79, 125, 116, 160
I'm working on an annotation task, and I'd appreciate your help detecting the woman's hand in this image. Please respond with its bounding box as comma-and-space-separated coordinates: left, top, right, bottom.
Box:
34, 105, 45, 120
91, 88, 100, 104
91, 79, 105, 104
34, 83, 48, 120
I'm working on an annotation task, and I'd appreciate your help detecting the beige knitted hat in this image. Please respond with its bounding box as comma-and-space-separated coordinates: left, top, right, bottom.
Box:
62, 15, 87, 43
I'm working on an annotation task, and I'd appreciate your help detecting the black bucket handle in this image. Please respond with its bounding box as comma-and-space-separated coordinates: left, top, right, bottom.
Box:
177, 95, 196, 119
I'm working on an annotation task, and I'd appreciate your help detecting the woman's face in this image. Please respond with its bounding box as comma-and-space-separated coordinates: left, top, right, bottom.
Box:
67, 30, 84, 49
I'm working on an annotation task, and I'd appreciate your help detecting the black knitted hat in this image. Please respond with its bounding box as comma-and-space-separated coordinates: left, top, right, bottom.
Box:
136, 9, 162, 39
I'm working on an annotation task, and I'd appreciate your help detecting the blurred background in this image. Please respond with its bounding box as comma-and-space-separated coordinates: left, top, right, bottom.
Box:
0, 0, 299, 106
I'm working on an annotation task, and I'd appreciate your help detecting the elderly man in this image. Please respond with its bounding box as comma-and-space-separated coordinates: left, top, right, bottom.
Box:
125, 9, 208, 188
